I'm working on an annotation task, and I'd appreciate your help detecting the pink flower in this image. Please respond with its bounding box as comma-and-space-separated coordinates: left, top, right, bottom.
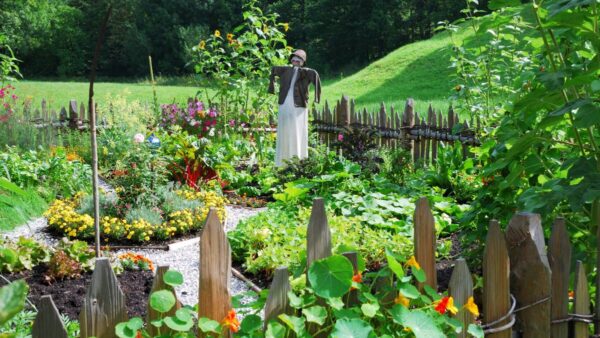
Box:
229, 119, 235, 127
133, 133, 145, 143
338, 134, 344, 141
209, 109, 217, 118
11, 94, 17, 100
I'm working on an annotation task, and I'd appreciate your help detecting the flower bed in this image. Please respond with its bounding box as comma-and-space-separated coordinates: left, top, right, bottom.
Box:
45, 189, 227, 243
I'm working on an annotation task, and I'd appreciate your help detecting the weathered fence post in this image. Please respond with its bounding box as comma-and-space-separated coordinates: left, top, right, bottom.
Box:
483, 220, 511, 337
342, 251, 359, 306
32, 295, 68, 338
263, 267, 292, 330
147, 266, 181, 337
306, 198, 331, 269
573, 261, 590, 338
449, 258, 474, 337
414, 197, 437, 290
548, 218, 571, 338
198, 209, 232, 337
506, 213, 551, 337
79, 258, 128, 338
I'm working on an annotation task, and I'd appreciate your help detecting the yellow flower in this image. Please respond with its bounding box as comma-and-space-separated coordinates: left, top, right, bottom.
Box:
198, 40, 206, 49
144, 236, 150, 241
464, 296, 479, 317
447, 297, 458, 315
394, 294, 410, 307
405, 256, 421, 270
226, 33, 233, 41
214, 30, 221, 38
283, 23, 289, 32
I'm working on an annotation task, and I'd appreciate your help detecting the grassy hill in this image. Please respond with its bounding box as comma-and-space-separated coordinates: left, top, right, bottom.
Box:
321, 27, 474, 114
14, 26, 472, 116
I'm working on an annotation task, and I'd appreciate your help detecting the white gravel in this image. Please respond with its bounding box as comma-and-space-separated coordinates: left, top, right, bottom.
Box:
1, 204, 266, 307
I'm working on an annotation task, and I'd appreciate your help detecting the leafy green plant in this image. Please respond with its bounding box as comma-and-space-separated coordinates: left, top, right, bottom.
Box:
0, 310, 80, 337
45, 250, 83, 283
0, 280, 28, 328
0, 237, 51, 273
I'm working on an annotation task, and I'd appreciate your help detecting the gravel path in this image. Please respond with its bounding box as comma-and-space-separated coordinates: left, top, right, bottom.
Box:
2, 204, 265, 307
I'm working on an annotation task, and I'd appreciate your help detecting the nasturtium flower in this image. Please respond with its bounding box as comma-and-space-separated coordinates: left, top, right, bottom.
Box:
199, 40, 206, 49
434, 296, 458, 315
352, 272, 362, 283
394, 294, 410, 308
405, 256, 421, 270
464, 296, 479, 317
222, 309, 240, 333
283, 23, 289, 32
227, 33, 233, 41
214, 30, 221, 38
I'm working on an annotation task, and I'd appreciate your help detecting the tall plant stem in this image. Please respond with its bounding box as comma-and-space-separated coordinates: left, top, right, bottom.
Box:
532, 1, 587, 157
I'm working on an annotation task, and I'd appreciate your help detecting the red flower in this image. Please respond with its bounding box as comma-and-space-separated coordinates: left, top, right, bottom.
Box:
434, 296, 458, 315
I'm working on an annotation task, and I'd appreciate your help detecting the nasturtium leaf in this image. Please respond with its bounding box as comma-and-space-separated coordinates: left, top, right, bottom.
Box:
287, 290, 303, 308
303, 305, 327, 325
114, 322, 136, 338
308, 255, 354, 299
413, 268, 427, 283
385, 249, 404, 279
174, 308, 192, 322
0, 280, 28, 326
198, 317, 221, 333
163, 270, 184, 287
399, 283, 420, 299
333, 308, 361, 320
266, 321, 287, 338
468, 324, 485, 338
125, 317, 143, 331
150, 319, 163, 328
397, 307, 445, 338
326, 297, 345, 310
424, 285, 441, 301
330, 318, 373, 338
164, 315, 194, 331
278, 314, 306, 334
241, 314, 262, 333
361, 303, 380, 318
150, 290, 176, 313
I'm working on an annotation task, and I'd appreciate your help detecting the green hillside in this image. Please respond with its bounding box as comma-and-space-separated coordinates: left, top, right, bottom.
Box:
321, 27, 474, 114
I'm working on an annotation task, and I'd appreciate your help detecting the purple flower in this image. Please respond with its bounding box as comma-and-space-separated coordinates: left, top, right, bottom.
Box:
338, 134, 344, 142
229, 119, 235, 127
208, 109, 217, 118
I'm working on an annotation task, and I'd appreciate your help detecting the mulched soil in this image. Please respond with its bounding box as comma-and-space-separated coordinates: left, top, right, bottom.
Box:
4, 264, 153, 319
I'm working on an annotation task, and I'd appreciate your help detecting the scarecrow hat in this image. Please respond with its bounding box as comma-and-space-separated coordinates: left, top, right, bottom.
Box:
290, 49, 307, 64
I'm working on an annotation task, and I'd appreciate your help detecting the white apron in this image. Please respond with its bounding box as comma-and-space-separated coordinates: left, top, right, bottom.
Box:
275, 67, 308, 167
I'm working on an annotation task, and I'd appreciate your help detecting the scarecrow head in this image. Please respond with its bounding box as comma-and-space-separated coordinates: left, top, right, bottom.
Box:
290, 49, 306, 67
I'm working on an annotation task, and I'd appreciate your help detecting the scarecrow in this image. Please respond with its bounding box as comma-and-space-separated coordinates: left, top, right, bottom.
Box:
268, 49, 321, 167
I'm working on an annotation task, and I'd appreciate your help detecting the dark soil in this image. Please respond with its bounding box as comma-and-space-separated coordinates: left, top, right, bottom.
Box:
3, 264, 153, 319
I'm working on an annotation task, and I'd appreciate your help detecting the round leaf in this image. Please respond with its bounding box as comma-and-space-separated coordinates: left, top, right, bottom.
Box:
241, 314, 262, 333
164, 316, 194, 332
163, 270, 184, 287
302, 305, 327, 325
308, 255, 353, 299
331, 318, 373, 338
150, 290, 176, 313
126, 317, 143, 331
198, 318, 221, 333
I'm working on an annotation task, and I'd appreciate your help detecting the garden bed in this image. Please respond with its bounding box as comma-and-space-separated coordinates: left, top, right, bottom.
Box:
3, 264, 153, 319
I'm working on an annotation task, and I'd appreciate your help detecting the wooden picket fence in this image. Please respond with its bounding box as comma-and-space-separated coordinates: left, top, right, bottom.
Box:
22, 203, 595, 336
312, 96, 480, 164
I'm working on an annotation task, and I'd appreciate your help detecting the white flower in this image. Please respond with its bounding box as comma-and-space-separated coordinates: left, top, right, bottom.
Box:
208, 128, 215, 137
133, 133, 145, 143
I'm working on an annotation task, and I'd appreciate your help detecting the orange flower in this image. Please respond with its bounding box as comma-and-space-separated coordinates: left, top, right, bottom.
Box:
434, 296, 458, 315
222, 309, 240, 333
464, 296, 479, 317
405, 256, 421, 270
569, 290, 575, 300
352, 272, 362, 283
66, 152, 81, 162
136, 330, 142, 338
226, 33, 234, 41
394, 294, 410, 307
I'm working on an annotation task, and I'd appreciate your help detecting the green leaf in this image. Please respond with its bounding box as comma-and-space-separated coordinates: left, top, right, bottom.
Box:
360, 303, 380, 318
331, 318, 373, 338
163, 270, 184, 287
241, 314, 262, 333
164, 315, 194, 332
548, 98, 590, 117
278, 314, 305, 334
115, 322, 137, 338
326, 297, 345, 310
539, 71, 565, 90
547, 0, 595, 17
592, 80, 600, 92
287, 291, 303, 308
413, 268, 426, 283
150, 290, 176, 313
399, 283, 420, 299
385, 249, 404, 279
197, 317, 221, 333
308, 255, 354, 299
0, 280, 28, 326
574, 102, 600, 127
265, 321, 287, 338
488, 0, 520, 10
303, 305, 327, 325
468, 324, 485, 338
126, 317, 143, 331
392, 306, 445, 338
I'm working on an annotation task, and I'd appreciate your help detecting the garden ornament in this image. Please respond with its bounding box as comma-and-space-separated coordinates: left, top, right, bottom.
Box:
147, 133, 161, 149
268, 49, 321, 167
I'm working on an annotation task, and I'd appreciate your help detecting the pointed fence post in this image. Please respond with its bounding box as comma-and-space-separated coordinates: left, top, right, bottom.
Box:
449, 258, 474, 337
79, 258, 128, 338
414, 197, 437, 290
32, 295, 68, 338
548, 218, 571, 338
263, 267, 292, 330
306, 198, 331, 270
343, 252, 360, 306
483, 220, 511, 337
506, 213, 551, 337
198, 209, 232, 337
573, 261, 590, 338
147, 266, 182, 337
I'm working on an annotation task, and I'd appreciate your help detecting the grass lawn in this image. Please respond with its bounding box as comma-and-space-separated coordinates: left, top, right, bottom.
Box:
13, 26, 474, 118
